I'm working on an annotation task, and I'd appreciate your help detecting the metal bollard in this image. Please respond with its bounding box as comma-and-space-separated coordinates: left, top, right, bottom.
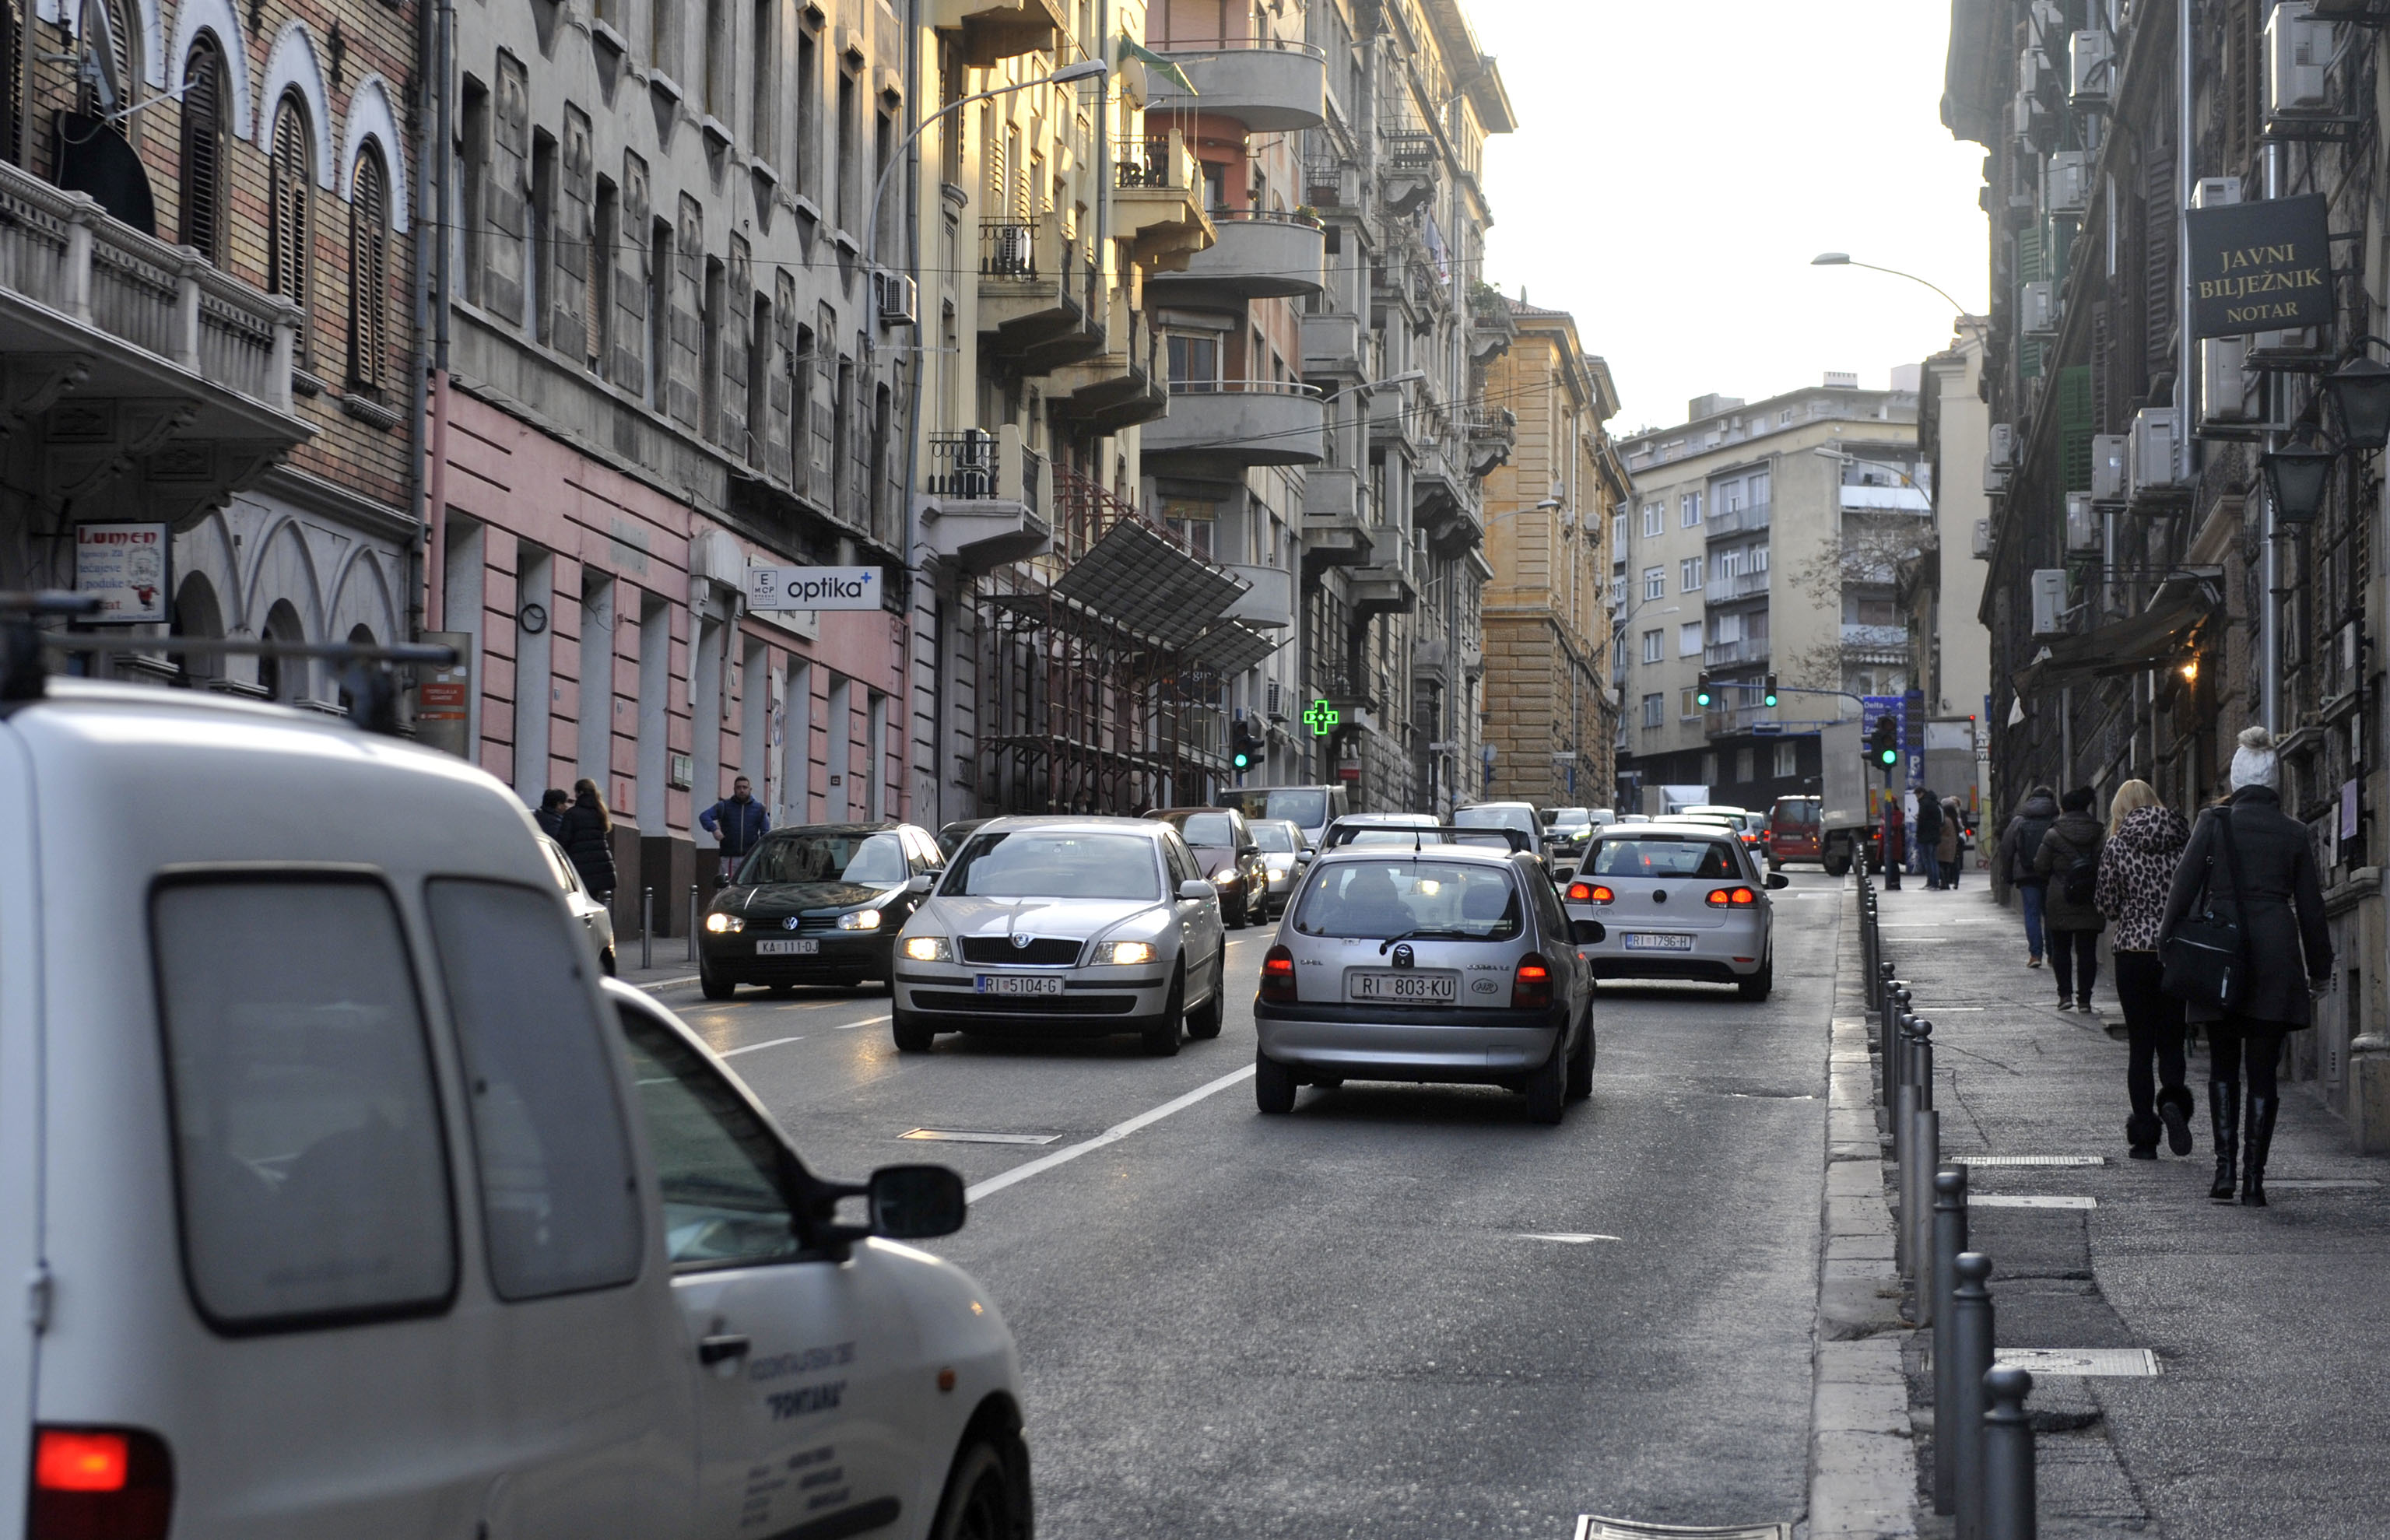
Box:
1907, 1107, 1938, 1302
641, 886, 653, 971
1981, 1366, 2037, 1540
1932, 1166, 1971, 1514
1893, 1023, 1917, 1275
1951, 1252, 1996, 1540
687, 883, 699, 963
1912, 1016, 1935, 1111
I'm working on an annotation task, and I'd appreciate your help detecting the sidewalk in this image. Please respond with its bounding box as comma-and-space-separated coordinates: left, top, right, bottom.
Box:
1868, 881, 2390, 1540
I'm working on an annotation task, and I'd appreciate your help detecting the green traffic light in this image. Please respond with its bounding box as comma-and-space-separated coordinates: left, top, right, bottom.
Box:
1763, 690, 1778, 707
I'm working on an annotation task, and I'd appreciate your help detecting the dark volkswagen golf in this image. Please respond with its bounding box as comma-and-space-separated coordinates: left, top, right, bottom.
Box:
698, 822, 944, 998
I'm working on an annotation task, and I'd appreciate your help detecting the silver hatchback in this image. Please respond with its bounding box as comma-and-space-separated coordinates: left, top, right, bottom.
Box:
1564, 821, 1785, 999
1253, 839, 1603, 1123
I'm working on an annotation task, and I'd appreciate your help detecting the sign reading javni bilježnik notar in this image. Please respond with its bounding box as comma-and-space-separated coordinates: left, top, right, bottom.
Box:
2184, 192, 2332, 340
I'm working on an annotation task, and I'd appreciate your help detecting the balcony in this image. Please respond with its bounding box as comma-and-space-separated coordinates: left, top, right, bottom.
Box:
1048, 294, 1166, 433
1300, 465, 1372, 575
1349, 528, 1418, 619
1464, 405, 1515, 476
1704, 705, 1777, 738
936, 0, 1067, 67
917, 424, 1051, 574
1704, 570, 1771, 605
1467, 285, 1518, 364
977, 216, 1104, 374
1378, 128, 1438, 214
1222, 563, 1294, 629
1143, 379, 1325, 471
1704, 501, 1771, 538
1142, 35, 1328, 132
1841, 623, 1911, 654
1113, 132, 1216, 272
1838, 483, 1932, 514
1413, 451, 1481, 555
0, 166, 312, 527
1703, 638, 1770, 668
1302, 310, 1366, 379
1367, 379, 1425, 454
1146, 209, 1326, 303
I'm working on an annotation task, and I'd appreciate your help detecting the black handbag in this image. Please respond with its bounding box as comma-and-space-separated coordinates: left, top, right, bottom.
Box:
2160, 808, 2248, 1009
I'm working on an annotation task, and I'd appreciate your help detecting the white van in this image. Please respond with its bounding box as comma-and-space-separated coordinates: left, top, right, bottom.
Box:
0, 678, 1027, 1540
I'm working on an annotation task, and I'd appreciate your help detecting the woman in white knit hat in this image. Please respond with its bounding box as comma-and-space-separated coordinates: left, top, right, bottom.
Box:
2156, 728, 2333, 1205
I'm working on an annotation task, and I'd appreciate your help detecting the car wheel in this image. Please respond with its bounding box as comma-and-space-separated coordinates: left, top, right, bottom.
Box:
1767, 858, 1784, 875
1566, 1016, 1595, 1101
699, 962, 736, 1002
892, 1009, 938, 1053
1524, 1037, 1567, 1124
928, 1436, 1030, 1540
1255, 1051, 1298, 1114
1184, 955, 1225, 1040
1224, 892, 1248, 931
1140, 967, 1185, 1056
598, 946, 616, 977
1738, 954, 1774, 1002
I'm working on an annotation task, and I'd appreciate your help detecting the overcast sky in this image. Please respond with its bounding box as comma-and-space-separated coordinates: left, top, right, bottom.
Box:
1469, 2, 1991, 435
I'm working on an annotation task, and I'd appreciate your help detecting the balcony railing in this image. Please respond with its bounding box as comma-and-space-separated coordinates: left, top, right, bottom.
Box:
1704, 501, 1771, 536
1381, 129, 1437, 174
1118, 137, 1192, 190
980, 220, 1039, 278
923, 429, 1042, 503
1144, 30, 1327, 56
1841, 623, 1911, 651
1703, 638, 1770, 668
1704, 570, 1770, 604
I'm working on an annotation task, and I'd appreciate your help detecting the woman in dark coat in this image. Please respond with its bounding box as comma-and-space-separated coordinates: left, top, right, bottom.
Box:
558, 777, 618, 902
2157, 728, 2333, 1205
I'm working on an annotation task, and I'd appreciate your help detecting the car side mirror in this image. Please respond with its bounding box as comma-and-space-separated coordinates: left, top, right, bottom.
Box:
1765, 872, 1789, 889
906, 874, 935, 895
1569, 918, 1607, 945
1553, 866, 1577, 883
1239, 844, 1260, 858
868, 1164, 967, 1240
1178, 879, 1216, 902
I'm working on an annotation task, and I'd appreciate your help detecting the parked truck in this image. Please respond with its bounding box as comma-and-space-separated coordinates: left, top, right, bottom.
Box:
1817, 719, 1883, 876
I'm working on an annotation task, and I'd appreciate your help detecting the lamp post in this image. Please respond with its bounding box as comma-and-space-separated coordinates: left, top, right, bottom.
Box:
1809, 252, 1972, 316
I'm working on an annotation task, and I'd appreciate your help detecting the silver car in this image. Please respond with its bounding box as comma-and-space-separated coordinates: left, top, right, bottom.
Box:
1564, 821, 1785, 999
1254, 838, 1603, 1123
1248, 817, 1313, 917
891, 816, 1230, 1056
538, 831, 617, 973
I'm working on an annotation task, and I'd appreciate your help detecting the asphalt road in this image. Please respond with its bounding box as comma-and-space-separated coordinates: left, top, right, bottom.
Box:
640, 868, 1845, 1538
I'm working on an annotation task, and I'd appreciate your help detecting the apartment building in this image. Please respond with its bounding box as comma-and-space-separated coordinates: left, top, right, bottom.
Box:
1907, 319, 1994, 728
1613, 378, 1921, 812
0, 0, 418, 697
1479, 299, 1624, 811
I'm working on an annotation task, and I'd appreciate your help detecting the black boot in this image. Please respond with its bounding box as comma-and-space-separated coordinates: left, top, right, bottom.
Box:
2242, 1094, 2279, 1207
2209, 1081, 2240, 1201
2158, 1085, 2196, 1157
2125, 1111, 2160, 1160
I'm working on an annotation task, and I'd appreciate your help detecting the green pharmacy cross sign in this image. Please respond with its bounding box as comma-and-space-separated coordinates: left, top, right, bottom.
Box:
1304, 699, 1340, 736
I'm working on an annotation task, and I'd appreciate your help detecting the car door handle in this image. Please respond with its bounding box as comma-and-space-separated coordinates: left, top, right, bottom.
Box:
698, 1334, 752, 1366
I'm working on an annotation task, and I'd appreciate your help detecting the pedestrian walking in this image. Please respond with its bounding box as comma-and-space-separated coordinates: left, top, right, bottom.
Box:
1880, 794, 1905, 890
2096, 780, 2193, 1160
558, 777, 617, 903
1914, 787, 1945, 889
699, 775, 771, 884
533, 788, 569, 841
1938, 797, 1964, 889
2034, 787, 2107, 1013
2157, 728, 2334, 1206
1995, 784, 2061, 967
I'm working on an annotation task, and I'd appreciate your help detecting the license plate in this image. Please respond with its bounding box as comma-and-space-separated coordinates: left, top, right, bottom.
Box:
756, 938, 819, 956
1346, 970, 1459, 1004
1623, 933, 1695, 952
975, 974, 1064, 996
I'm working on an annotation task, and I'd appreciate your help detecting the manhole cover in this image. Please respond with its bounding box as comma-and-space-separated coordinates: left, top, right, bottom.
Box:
1994, 1348, 2160, 1377
1574, 1520, 1791, 1540
1971, 1194, 2096, 1208
898, 1129, 1063, 1145
1953, 1154, 2107, 1166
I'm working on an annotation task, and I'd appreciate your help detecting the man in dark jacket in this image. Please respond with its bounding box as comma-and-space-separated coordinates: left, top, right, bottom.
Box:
2157, 726, 2332, 1206
534, 788, 569, 840
2033, 787, 2107, 1013
1995, 784, 2060, 966
1913, 788, 1944, 889
700, 776, 771, 882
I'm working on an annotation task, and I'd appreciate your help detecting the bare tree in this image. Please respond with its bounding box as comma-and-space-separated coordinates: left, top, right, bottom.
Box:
1784, 512, 1931, 694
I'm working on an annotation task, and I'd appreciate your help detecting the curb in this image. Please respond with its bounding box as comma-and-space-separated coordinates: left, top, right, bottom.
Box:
1805, 880, 1918, 1539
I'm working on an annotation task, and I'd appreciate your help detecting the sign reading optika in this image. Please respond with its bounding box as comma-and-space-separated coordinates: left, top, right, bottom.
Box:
743, 564, 884, 612
2185, 193, 2332, 340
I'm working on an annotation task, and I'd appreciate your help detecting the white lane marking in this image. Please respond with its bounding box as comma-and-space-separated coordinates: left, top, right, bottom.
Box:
1971, 1194, 2096, 1209
1521, 1233, 1621, 1244
721, 1036, 805, 1057
837, 1014, 893, 1030
966, 1065, 1257, 1202
639, 975, 700, 989
901, 1129, 1064, 1146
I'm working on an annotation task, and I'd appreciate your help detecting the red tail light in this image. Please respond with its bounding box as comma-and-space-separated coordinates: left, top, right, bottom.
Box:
1261, 944, 1298, 1002
1566, 882, 1615, 904
1511, 952, 1553, 1010
31, 1426, 173, 1540
1705, 887, 1759, 908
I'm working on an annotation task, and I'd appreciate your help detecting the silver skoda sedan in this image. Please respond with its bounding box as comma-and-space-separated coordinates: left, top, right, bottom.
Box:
1253, 838, 1603, 1123
1563, 820, 1785, 999
891, 816, 1230, 1056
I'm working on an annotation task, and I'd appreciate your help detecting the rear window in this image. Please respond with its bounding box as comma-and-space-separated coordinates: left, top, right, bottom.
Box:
429, 879, 644, 1301
153, 878, 454, 1331
1293, 860, 1522, 941
1172, 812, 1237, 847
1264, 789, 1328, 828
1248, 823, 1296, 853
1590, 838, 1739, 879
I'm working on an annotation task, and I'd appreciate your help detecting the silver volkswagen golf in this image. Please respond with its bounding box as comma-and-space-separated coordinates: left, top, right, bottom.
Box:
1253, 836, 1603, 1123
1563, 820, 1785, 999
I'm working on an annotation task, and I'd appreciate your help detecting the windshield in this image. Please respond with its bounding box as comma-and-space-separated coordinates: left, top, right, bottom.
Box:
1548, 810, 1592, 831
1265, 789, 1328, 829
1455, 805, 1534, 835
1249, 823, 1297, 853
738, 831, 907, 886
942, 831, 1161, 900
1294, 860, 1522, 941
1592, 838, 1739, 879
1166, 812, 1238, 849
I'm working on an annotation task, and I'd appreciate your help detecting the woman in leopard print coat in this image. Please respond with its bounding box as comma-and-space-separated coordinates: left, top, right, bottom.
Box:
2096, 783, 2193, 1159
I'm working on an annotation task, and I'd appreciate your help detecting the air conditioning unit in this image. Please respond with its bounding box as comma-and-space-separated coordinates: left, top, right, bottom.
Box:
2030, 568, 2071, 637
2044, 150, 2089, 213
1988, 422, 2016, 469
2020, 281, 2057, 338
1973, 518, 1993, 560
2191, 175, 2243, 210
2247, 325, 2331, 365
2065, 493, 2101, 553
2266, 2, 2332, 119
2200, 335, 2267, 434
2069, 30, 2115, 107
2016, 48, 2043, 98
1982, 453, 2010, 496
2128, 408, 2181, 494
2091, 433, 2128, 501
874, 271, 918, 326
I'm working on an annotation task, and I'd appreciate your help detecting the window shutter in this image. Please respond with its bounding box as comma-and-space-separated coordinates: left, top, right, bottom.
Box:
347, 149, 389, 392
270, 101, 312, 365
178, 43, 223, 259
2057, 365, 2093, 493
2, 0, 20, 165
2143, 149, 2174, 380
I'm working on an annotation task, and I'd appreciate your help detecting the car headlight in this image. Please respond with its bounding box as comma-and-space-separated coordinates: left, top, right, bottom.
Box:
837, 908, 883, 931
1102, 939, 1157, 966
903, 935, 951, 962
1213, 867, 1238, 883
704, 912, 743, 934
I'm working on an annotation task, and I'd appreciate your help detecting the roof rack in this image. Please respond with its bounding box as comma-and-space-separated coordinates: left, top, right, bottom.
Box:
1318, 823, 1532, 854
1, 590, 458, 735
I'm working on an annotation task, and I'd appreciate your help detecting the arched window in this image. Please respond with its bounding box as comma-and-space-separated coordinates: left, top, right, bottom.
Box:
346, 144, 390, 395
177, 37, 226, 260
76, 0, 136, 121
2, 0, 22, 164
268, 94, 312, 359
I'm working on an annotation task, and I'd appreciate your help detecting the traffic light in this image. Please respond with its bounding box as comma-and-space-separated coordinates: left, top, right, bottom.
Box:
1695, 671, 1714, 709
1762, 672, 1779, 708
1868, 714, 1900, 768
1230, 717, 1264, 771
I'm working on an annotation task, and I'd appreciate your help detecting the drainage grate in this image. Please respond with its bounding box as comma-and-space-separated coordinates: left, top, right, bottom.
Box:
1574, 1521, 1792, 1540
1994, 1348, 2160, 1377
1971, 1194, 2097, 1209
1953, 1154, 2107, 1166
898, 1129, 1063, 1146
2268, 1178, 2381, 1191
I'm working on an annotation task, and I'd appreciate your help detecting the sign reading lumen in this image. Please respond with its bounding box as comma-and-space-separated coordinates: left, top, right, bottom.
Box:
2185, 193, 2332, 339
744, 565, 883, 612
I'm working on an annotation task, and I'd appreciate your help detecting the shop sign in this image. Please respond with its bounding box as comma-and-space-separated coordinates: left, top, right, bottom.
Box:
743, 564, 883, 612
2185, 193, 2332, 339
74, 522, 170, 623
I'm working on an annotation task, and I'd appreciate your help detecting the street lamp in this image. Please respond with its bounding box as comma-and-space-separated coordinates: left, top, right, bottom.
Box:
1319, 370, 1427, 402
2323, 345, 2390, 451
2260, 438, 2336, 524
1809, 252, 1971, 316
